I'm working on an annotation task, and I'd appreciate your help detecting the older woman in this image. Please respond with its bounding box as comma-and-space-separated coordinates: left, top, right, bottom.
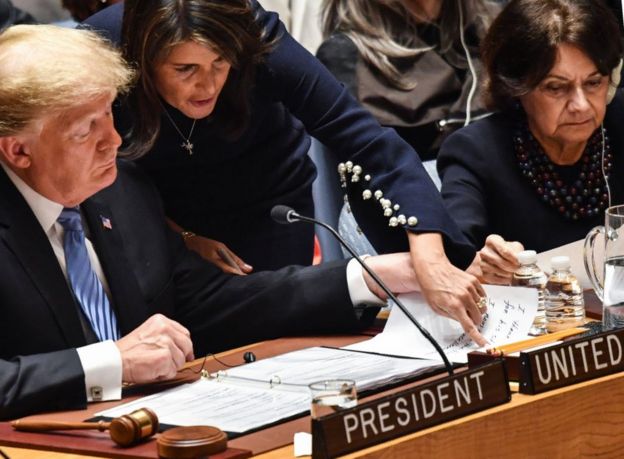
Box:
438, 0, 624, 284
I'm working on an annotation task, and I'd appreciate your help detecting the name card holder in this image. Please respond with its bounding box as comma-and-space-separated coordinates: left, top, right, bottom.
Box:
311, 360, 510, 458
519, 327, 624, 394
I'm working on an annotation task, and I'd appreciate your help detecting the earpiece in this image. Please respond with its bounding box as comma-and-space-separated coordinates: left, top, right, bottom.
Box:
243, 351, 257, 363
607, 58, 622, 104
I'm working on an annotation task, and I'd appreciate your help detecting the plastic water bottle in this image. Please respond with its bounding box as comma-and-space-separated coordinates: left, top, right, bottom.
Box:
511, 250, 547, 335
545, 256, 585, 332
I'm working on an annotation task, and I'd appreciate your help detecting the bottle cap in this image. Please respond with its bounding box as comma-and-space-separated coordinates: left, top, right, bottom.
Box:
516, 250, 537, 265
550, 255, 571, 271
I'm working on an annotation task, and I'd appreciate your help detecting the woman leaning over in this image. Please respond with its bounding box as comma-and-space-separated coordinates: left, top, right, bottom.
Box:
437, 0, 624, 284
85, 0, 488, 343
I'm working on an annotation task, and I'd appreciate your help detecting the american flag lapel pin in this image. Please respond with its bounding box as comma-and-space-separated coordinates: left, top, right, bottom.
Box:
99, 215, 113, 230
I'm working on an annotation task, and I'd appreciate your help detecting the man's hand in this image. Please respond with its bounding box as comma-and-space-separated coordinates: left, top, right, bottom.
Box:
408, 232, 488, 346
115, 314, 195, 384
477, 234, 524, 285
363, 252, 420, 300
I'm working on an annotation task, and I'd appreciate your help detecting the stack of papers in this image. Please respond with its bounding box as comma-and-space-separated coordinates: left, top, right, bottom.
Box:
96, 347, 441, 433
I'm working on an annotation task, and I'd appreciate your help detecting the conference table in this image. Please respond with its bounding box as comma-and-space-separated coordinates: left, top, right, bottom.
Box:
2, 297, 623, 458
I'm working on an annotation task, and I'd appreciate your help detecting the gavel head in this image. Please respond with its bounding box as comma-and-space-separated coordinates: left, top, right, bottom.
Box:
109, 407, 159, 447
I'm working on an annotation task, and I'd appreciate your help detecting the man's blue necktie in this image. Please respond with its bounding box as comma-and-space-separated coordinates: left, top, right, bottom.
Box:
57, 207, 120, 341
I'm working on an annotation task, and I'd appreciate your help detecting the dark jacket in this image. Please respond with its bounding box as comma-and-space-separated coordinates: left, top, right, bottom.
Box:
437, 91, 624, 252
0, 161, 365, 420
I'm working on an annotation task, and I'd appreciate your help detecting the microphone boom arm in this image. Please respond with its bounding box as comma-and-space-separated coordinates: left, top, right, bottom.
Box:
291, 212, 454, 376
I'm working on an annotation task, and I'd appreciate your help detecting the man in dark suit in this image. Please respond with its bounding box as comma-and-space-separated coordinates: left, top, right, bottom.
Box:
0, 24, 438, 420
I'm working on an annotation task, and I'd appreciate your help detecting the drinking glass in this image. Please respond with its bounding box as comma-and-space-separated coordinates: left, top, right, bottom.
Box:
584, 204, 624, 328
308, 379, 357, 419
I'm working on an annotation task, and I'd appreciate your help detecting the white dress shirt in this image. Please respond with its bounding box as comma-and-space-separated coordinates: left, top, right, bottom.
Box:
1, 163, 121, 402
1, 162, 382, 403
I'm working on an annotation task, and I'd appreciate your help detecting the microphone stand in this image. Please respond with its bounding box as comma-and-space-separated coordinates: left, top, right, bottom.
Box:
287, 210, 454, 376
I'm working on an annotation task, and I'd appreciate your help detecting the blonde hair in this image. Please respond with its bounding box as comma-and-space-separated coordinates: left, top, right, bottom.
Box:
321, 0, 494, 90
0, 24, 134, 136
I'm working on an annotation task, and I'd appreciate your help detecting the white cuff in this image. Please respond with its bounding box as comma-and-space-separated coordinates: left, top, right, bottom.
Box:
76, 340, 122, 402
346, 257, 386, 306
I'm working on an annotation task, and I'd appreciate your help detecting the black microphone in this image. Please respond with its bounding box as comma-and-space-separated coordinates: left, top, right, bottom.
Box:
271, 205, 454, 376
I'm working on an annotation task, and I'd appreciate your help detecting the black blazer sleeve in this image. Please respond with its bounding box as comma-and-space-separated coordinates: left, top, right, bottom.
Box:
256, 3, 476, 267
0, 350, 86, 420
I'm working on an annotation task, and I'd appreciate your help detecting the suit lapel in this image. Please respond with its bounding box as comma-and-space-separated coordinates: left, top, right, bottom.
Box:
0, 169, 87, 348
82, 199, 148, 335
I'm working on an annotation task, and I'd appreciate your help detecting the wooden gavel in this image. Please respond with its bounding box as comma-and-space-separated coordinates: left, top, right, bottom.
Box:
11, 407, 159, 447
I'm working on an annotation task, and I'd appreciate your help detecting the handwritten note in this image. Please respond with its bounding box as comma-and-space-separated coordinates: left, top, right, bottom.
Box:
347, 285, 538, 363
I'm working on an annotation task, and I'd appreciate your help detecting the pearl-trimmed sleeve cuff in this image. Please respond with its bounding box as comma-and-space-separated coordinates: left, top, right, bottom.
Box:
76, 340, 122, 402
338, 161, 419, 229
346, 258, 386, 306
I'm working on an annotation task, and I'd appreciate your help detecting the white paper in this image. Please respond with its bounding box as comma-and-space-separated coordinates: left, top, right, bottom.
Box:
347, 285, 538, 363
96, 347, 441, 433
96, 378, 310, 433
294, 432, 312, 457
536, 237, 604, 289
219, 346, 441, 392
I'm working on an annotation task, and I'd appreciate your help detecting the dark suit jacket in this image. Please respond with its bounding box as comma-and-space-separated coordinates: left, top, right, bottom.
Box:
0, 161, 364, 420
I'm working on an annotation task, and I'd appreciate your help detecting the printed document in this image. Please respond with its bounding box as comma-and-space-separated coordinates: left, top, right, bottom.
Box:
96, 347, 440, 433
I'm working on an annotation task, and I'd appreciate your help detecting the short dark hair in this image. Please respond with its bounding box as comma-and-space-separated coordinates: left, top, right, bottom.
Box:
481, 0, 623, 111
121, 0, 274, 159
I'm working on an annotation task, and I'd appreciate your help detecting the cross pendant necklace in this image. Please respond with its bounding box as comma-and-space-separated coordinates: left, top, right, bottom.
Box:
162, 107, 197, 155
181, 139, 194, 154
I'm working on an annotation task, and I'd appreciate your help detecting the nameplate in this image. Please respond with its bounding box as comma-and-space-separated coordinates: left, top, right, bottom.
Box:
519, 327, 624, 394
311, 360, 510, 458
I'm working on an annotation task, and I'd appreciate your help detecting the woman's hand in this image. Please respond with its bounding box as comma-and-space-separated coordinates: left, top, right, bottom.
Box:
166, 218, 252, 275
476, 234, 524, 285
407, 232, 488, 347
184, 235, 253, 275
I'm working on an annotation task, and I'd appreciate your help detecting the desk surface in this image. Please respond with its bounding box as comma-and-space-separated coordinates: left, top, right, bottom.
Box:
3, 331, 624, 459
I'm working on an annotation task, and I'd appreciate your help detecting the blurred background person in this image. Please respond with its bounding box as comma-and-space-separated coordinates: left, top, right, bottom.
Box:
62, 0, 122, 22
260, 0, 323, 53
0, 0, 35, 29
437, 0, 624, 284
11, 0, 63, 23
317, 0, 501, 161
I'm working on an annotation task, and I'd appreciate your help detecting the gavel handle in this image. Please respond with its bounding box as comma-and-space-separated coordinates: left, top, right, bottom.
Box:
12, 420, 110, 432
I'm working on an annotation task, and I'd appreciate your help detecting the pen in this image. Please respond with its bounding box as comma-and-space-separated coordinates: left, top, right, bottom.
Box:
486, 327, 587, 355
217, 247, 244, 274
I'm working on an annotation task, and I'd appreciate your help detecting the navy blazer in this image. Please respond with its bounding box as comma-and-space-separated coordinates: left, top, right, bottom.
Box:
0, 161, 365, 420
84, 1, 476, 269
437, 91, 624, 252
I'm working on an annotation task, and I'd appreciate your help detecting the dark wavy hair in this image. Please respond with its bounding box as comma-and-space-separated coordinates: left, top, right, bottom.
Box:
481, 0, 623, 111
121, 0, 273, 158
